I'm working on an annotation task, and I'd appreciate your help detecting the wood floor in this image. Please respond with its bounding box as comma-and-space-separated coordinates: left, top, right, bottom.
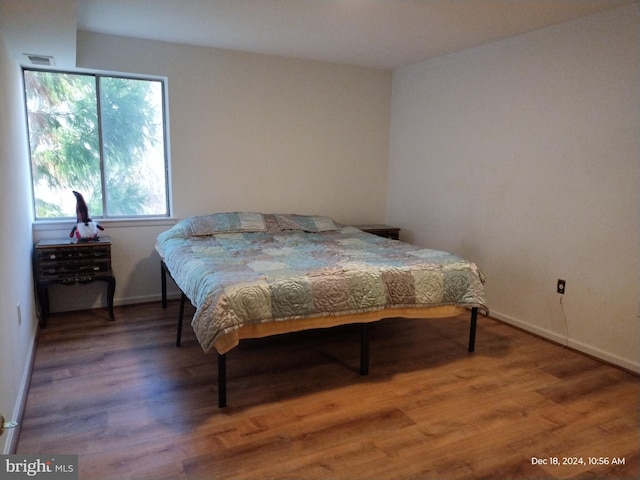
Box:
16, 302, 639, 480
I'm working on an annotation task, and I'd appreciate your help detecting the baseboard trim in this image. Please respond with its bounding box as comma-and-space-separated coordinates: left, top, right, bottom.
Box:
50, 291, 183, 313
112, 292, 181, 306
3, 327, 38, 454
491, 309, 640, 374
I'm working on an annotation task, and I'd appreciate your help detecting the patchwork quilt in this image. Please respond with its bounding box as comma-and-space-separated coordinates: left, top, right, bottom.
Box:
156, 213, 487, 354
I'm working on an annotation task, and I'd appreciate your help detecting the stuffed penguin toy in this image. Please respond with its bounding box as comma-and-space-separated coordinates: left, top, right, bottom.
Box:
69, 191, 104, 241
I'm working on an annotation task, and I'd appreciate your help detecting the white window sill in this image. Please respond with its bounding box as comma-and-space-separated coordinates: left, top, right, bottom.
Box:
33, 217, 178, 232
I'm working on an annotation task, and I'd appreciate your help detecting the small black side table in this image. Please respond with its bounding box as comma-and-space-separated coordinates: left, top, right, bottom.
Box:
354, 224, 401, 240
34, 237, 115, 328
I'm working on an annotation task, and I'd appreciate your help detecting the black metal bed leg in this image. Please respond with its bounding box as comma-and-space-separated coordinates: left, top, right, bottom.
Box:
468, 307, 478, 353
218, 353, 227, 408
161, 260, 168, 308
360, 323, 370, 375
106, 276, 116, 321
176, 292, 186, 347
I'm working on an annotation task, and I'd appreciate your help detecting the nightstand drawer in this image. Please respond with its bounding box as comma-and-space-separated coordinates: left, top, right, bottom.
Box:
37, 258, 112, 280
37, 245, 111, 262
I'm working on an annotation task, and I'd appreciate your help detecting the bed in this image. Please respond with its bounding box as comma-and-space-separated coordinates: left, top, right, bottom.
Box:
156, 212, 488, 407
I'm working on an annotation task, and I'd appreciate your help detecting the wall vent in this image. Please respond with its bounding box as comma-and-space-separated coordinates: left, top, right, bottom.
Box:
23, 54, 55, 66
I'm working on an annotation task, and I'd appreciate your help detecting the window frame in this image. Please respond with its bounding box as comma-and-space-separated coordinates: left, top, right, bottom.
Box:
23, 67, 173, 223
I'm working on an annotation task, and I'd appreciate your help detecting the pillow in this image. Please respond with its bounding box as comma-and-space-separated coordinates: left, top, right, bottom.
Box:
188, 212, 267, 236
274, 214, 338, 233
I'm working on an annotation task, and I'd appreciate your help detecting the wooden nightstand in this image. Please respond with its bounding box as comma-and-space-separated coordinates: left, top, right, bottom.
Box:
354, 224, 401, 240
34, 237, 115, 328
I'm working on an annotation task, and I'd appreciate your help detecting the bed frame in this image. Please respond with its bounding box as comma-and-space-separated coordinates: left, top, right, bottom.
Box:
161, 261, 479, 408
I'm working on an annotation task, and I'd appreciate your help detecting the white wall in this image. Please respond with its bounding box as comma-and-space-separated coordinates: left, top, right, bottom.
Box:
77, 32, 392, 222
0, 0, 77, 68
0, 31, 38, 453
388, 5, 639, 371
33, 32, 392, 311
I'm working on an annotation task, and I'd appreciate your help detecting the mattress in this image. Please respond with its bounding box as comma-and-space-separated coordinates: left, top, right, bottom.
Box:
156, 213, 487, 354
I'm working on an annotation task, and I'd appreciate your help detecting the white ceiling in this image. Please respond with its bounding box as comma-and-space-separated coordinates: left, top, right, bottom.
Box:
76, 0, 636, 69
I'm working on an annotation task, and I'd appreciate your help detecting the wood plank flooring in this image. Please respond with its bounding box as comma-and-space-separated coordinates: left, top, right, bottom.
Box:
16, 302, 639, 479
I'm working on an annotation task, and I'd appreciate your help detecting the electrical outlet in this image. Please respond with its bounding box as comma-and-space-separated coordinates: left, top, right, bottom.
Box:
16, 303, 21, 325
557, 279, 566, 295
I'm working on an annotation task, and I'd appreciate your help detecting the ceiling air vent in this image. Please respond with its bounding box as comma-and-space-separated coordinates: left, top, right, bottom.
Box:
23, 54, 55, 66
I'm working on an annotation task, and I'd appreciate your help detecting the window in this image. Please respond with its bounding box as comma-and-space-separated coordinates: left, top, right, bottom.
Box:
24, 69, 170, 220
